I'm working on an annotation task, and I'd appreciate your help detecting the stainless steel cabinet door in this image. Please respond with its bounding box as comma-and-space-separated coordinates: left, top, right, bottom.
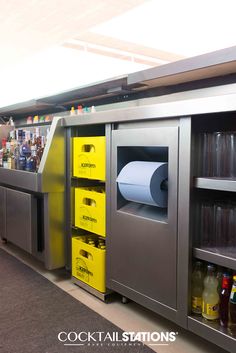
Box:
0, 186, 6, 239
108, 125, 178, 319
6, 189, 37, 253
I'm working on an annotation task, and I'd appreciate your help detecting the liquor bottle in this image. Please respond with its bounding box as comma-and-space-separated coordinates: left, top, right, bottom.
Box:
6, 142, 12, 169
219, 273, 232, 327
45, 115, 51, 122
18, 154, 26, 170
18, 144, 27, 170
77, 105, 83, 114
21, 139, 31, 159
37, 135, 45, 161
28, 146, 40, 172
33, 115, 39, 124
202, 264, 219, 320
26, 116, 33, 124
0, 138, 7, 167
14, 143, 21, 170
0, 148, 3, 167
70, 106, 75, 115
229, 275, 236, 333
191, 261, 204, 315
217, 267, 223, 293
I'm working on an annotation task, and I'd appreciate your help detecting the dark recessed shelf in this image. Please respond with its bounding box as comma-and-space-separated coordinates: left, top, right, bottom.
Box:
193, 247, 236, 271
194, 177, 236, 192
188, 315, 236, 352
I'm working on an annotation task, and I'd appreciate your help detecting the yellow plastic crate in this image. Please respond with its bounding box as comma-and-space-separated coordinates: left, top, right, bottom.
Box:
73, 136, 106, 181
75, 187, 106, 237
72, 237, 106, 293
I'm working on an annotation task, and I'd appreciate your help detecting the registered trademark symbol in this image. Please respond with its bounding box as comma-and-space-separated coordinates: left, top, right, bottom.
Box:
176, 332, 179, 335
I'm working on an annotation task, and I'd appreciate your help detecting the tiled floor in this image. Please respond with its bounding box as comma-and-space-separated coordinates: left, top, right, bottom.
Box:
1, 243, 229, 353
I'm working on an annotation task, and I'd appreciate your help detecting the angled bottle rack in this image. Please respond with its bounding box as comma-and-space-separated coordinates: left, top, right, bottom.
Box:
0, 117, 66, 270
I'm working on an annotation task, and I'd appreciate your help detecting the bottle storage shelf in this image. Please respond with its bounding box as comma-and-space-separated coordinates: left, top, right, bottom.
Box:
191, 113, 236, 353
194, 177, 236, 192
16, 121, 52, 128
193, 248, 236, 271
71, 129, 107, 298
188, 316, 236, 352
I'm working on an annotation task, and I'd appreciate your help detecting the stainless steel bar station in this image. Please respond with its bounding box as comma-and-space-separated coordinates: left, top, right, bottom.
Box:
1, 46, 236, 353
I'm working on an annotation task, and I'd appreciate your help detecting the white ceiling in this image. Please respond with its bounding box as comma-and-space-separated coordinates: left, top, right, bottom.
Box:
0, 0, 149, 66
0, 0, 236, 108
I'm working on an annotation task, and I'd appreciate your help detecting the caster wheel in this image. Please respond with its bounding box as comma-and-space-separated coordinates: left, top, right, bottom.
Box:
121, 296, 129, 304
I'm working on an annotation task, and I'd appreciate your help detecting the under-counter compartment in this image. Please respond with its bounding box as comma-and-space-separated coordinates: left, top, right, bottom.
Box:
6, 188, 37, 254
108, 124, 179, 316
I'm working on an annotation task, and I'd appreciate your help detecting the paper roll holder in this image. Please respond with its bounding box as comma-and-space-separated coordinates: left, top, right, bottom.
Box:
160, 179, 168, 191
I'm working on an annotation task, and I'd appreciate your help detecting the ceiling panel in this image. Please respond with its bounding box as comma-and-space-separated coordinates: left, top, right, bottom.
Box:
0, 0, 148, 66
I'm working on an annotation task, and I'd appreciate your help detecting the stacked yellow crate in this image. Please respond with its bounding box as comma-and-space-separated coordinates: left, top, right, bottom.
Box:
72, 136, 106, 293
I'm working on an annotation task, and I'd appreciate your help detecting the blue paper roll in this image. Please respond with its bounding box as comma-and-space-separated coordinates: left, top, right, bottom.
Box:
116, 161, 168, 208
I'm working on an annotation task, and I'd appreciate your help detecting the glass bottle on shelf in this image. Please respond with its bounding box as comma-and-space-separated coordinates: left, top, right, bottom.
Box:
229, 275, 236, 334
0, 138, 7, 168
191, 261, 204, 315
37, 135, 45, 161
219, 273, 232, 327
30, 146, 40, 172
18, 144, 27, 170
14, 142, 21, 170
202, 264, 219, 320
6, 142, 12, 169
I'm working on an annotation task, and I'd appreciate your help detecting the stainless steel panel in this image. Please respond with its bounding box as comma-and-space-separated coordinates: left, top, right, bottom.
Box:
0, 186, 6, 239
6, 189, 37, 253
177, 117, 192, 328
194, 248, 236, 272
128, 46, 236, 86
111, 280, 177, 323
0, 168, 38, 191
109, 124, 179, 310
105, 124, 112, 289
195, 177, 236, 192
65, 128, 72, 270
44, 192, 65, 270
64, 88, 236, 128
188, 316, 235, 353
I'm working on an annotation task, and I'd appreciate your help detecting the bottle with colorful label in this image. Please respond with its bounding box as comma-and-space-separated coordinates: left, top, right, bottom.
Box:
219, 273, 232, 327
202, 264, 219, 320
191, 261, 204, 314
229, 275, 236, 333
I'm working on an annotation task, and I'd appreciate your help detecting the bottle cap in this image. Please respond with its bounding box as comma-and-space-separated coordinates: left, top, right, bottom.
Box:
207, 264, 215, 271
195, 261, 202, 267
